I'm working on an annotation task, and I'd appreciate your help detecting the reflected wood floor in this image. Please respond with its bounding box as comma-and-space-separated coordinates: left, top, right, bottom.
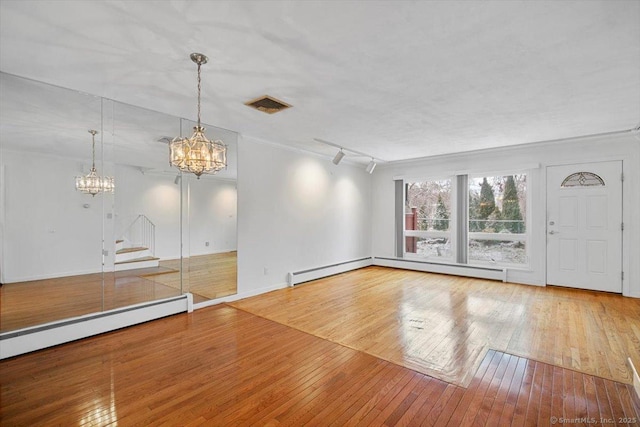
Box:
1, 304, 637, 426
0, 253, 237, 332
153, 252, 237, 302
230, 266, 640, 387
0, 269, 181, 333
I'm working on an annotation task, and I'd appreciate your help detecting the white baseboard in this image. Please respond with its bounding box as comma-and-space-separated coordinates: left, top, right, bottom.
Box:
626, 289, 640, 299
189, 248, 237, 257
192, 258, 373, 309
502, 272, 545, 286
195, 256, 502, 309
0, 294, 190, 359
193, 282, 290, 309
373, 257, 505, 281
4, 267, 103, 284
287, 257, 374, 286
629, 357, 640, 402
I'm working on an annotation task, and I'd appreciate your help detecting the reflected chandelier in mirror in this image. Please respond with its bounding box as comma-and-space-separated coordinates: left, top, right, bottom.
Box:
75, 129, 115, 196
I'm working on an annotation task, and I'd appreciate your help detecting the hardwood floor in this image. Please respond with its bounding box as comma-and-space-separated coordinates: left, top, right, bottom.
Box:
1, 304, 637, 426
0, 252, 237, 332
230, 266, 640, 387
153, 252, 238, 301
0, 269, 181, 333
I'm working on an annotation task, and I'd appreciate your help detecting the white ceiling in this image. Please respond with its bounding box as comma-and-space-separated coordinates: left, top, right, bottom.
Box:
1, 0, 639, 164
0, 72, 239, 179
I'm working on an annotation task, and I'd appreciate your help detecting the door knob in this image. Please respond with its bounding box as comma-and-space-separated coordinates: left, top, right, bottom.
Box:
548, 230, 559, 235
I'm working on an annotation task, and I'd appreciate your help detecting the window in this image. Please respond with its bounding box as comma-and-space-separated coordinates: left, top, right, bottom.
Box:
468, 174, 527, 266
398, 171, 530, 269
404, 179, 453, 260
561, 172, 604, 187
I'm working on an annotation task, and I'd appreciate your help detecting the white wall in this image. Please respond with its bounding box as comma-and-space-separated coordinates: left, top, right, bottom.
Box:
187, 176, 237, 256
0, 153, 238, 283
114, 166, 238, 261
371, 132, 640, 297
4, 131, 637, 300
237, 136, 372, 295
1, 150, 103, 282
113, 165, 182, 261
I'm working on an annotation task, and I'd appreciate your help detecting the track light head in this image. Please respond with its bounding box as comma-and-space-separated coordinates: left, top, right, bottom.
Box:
332, 149, 345, 165
366, 159, 377, 174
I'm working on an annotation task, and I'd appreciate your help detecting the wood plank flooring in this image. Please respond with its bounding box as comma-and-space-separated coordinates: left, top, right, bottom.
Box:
0, 252, 237, 332
230, 266, 640, 387
0, 270, 180, 332
153, 252, 237, 301
1, 304, 637, 426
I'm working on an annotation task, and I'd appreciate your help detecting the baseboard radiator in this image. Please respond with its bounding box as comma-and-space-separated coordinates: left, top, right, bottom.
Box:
287, 257, 373, 286
0, 294, 192, 359
629, 358, 640, 402
373, 257, 506, 282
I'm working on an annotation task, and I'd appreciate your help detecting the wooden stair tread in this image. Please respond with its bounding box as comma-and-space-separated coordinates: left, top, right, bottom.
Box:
115, 256, 159, 265
116, 247, 148, 254
136, 267, 179, 277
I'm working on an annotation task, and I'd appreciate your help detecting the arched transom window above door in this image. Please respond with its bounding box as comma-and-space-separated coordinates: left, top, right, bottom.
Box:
561, 172, 605, 188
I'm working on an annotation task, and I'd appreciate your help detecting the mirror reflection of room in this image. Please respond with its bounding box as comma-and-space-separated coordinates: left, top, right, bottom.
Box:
0, 72, 238, 333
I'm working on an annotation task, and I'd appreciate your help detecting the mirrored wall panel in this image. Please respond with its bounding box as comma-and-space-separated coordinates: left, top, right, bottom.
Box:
180, 118, 238, 303
0, 72, 238, 333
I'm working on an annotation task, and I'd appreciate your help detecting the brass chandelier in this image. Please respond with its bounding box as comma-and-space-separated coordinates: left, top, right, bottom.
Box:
170, 53, 227, 178
75, 130, 115, 196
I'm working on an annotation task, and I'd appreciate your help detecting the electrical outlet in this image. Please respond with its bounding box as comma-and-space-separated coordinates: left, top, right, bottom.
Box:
263, 267, 268, 275
205, 241, 210, 247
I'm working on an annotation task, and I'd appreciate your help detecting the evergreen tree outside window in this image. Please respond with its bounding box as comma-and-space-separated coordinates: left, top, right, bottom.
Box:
502, 175, 524, 233
468, 174, 527, 265
401, 172, 529, 268
433, 195, 450, 231
478, 177, 496, 221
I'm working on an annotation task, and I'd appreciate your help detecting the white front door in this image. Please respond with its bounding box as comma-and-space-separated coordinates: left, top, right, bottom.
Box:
546, 161, 622, 292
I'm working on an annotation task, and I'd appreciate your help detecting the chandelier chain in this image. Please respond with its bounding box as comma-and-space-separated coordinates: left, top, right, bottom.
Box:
197, 61, 201, 128
169, 52, 227, 178
91, 132, 96, 169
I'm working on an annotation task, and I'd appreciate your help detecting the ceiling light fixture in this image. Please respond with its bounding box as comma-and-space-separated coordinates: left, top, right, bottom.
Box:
169, 53, 226, 179
314, 138, 386, 173
366, 158, 377, 174
75, 130, 115, 196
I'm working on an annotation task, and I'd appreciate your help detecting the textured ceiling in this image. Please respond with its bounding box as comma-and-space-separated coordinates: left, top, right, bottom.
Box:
1, 0, 639, 164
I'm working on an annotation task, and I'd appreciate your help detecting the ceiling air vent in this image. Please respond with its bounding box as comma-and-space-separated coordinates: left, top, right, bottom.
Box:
245, 95, 291, 114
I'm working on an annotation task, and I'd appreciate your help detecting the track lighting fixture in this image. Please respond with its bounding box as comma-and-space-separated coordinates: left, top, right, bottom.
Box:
314, 138, 386, 171
332, 149, 345, 165
366, 158, 377, 174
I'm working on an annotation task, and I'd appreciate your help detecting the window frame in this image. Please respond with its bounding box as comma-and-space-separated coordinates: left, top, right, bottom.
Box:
402, 175, 456, 262
466, 171, 531, 268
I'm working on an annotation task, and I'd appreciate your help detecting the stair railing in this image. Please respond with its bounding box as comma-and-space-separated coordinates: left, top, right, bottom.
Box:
123, 214, 155, 257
